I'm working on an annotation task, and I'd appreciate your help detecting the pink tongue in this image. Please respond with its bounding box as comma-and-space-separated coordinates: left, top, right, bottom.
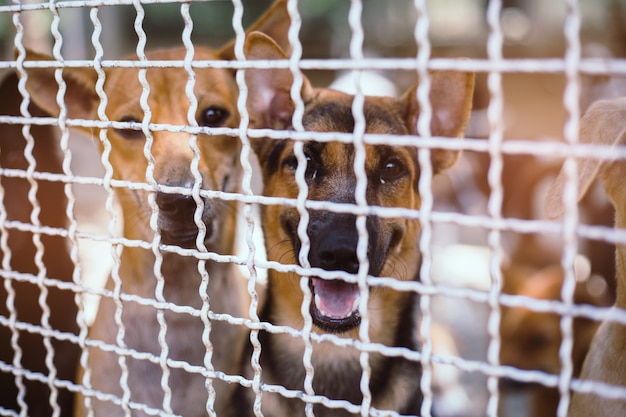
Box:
311, 278, 360, 319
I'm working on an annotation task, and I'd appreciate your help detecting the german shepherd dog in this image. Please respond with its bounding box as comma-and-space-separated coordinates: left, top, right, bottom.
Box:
229, 32, 475, 416
19, 3, 290, 416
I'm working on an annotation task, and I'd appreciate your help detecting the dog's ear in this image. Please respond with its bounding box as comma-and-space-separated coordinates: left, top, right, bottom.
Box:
16, 49, 99, 130
544, 97, 626, 219
218, 0, 291, 61
244, 31, 312, 160
401, 69, 474, 174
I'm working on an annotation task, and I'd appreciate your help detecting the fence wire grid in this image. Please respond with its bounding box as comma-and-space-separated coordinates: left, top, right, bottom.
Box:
1, 0, 626, 417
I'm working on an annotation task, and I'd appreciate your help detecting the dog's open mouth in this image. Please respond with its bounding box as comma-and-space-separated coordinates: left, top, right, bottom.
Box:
309, 277, 361, 333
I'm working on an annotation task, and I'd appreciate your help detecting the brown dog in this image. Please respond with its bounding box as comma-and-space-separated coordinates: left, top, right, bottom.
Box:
499, 262, 611, 417
19, 2, 290, 416
0, 70, 79, 417
229, 32, 474, 416
545, 97, 626, 416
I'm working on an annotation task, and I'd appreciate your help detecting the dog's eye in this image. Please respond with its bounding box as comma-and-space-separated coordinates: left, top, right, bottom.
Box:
303, 154, 318, 180
379, 160, 406, 184
283, 155, 298, 171
114, 116, 144, 140
199, 106, 229, 127
283, 153, 317, 179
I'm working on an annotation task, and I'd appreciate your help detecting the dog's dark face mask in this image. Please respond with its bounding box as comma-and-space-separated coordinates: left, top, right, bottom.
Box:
266, 136, 421, 333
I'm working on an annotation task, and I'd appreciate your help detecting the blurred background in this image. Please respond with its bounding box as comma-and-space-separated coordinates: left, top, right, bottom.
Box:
1, 1, 626, 416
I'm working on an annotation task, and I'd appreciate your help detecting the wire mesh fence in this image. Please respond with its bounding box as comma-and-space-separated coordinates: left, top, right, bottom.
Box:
1, 0, 626, 416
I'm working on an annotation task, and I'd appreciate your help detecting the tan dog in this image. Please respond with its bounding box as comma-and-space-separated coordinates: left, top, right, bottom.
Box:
500, 263, 611, 417
545, 97, 626, 416
19, 2, 290, 416
228, 32, 474, 416
0, 70, 79, 417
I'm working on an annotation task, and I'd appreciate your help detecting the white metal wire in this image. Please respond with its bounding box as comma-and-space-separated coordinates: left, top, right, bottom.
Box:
76, 7, 104, 415
556, 1, 583, 415
346, 2, 374, 416
5, 9, 28, 416
284, 0, 316, 415
2, 1, 626, 416
5, 56, 626, 75
229, 0, 265, 415
48, 1, 92, 416
180, 3, 220, 414
13, 3, 59, 415
485, 0, 505, 415
413, 1, 435, 416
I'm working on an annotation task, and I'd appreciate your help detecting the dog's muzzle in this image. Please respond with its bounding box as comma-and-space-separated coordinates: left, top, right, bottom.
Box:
156, 191, 213, 248
303, 212, 386, 333
284, 209, 391, 333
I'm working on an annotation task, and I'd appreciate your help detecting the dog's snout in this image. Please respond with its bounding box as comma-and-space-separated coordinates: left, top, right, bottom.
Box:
308, 215, 360, 274
155, 191, 214, 247
156, 192, 198, 218
303, 213, 390, 277
315, 240, 359, 274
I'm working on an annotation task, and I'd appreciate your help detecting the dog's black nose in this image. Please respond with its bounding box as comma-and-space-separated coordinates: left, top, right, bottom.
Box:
308, 217, 360, 273
156, 192, 213, 247
314, 240, 359, 273
155, 192, 198, 219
